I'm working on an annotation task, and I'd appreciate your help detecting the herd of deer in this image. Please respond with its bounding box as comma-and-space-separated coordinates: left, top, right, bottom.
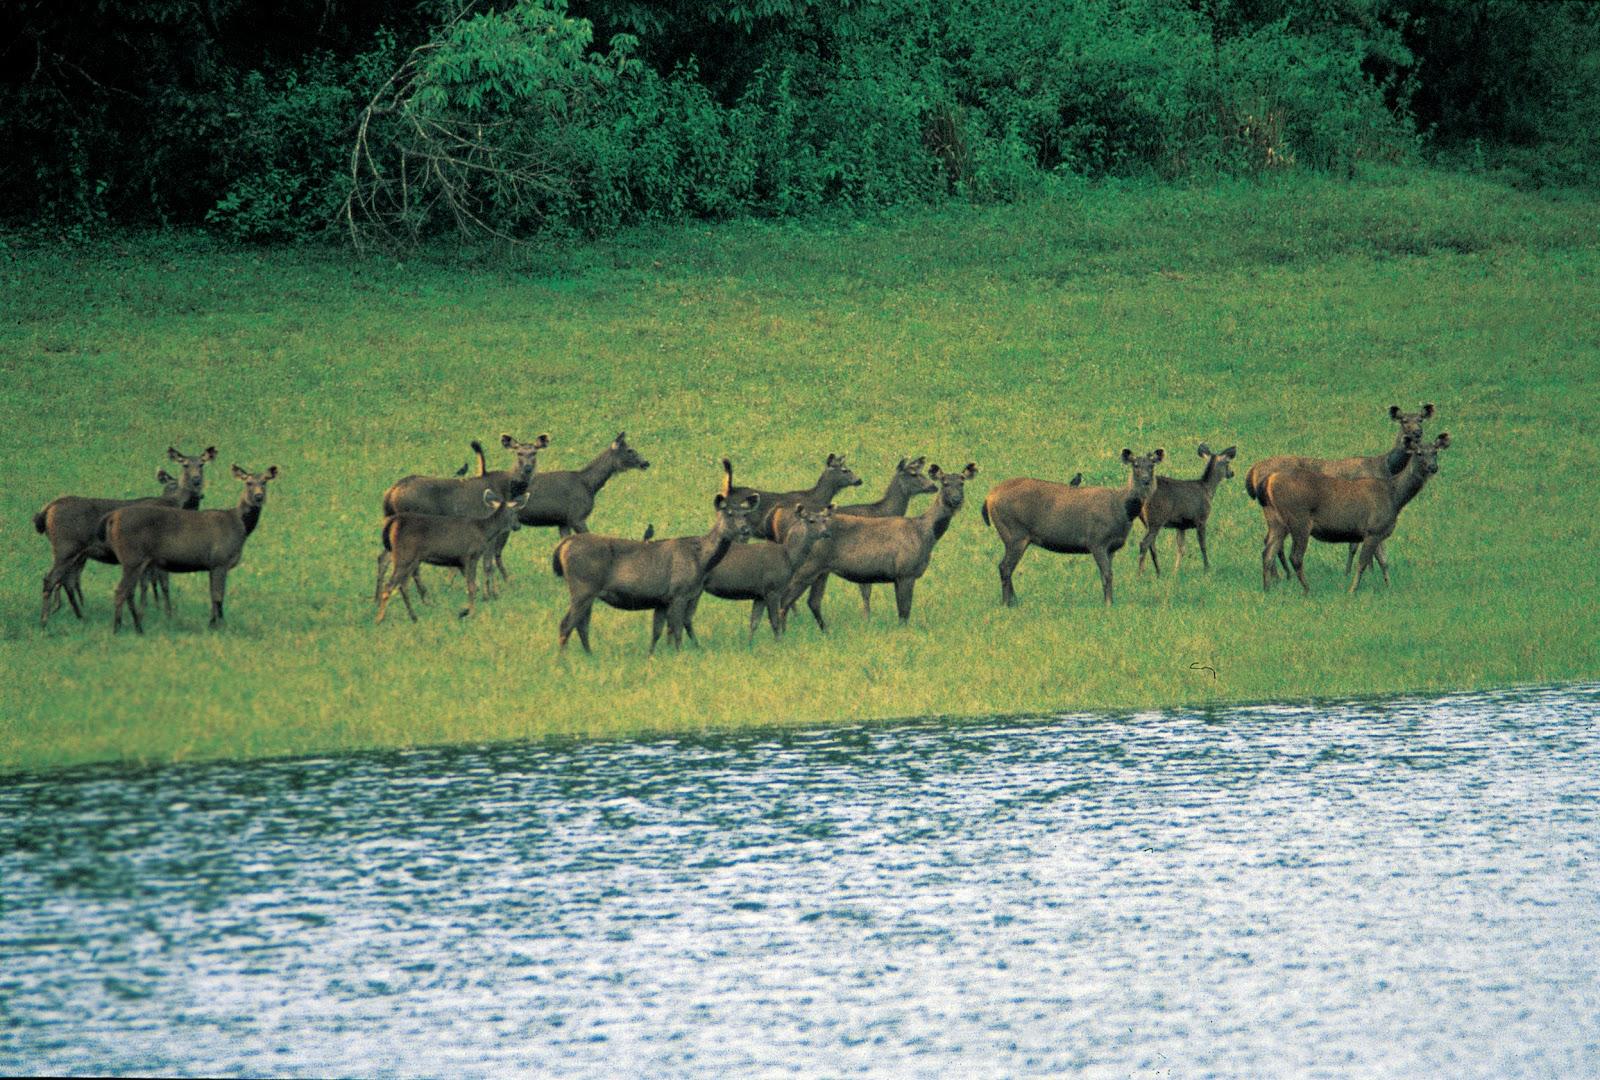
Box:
31, 405, 1450, 652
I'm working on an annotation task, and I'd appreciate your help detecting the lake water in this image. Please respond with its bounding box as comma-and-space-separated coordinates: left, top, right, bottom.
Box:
3, 684, 1598, 1077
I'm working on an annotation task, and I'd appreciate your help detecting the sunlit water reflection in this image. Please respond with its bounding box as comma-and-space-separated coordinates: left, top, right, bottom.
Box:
4, 684, 1598, 1076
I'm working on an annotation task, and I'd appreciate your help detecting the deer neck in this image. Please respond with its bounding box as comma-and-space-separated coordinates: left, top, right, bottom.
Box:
695, 528, 736, 578
237, 495, 265, 537
873, 477, 915, 516
922, 493, 960, 543
577, 449, 618, 495
1382, 436, 1411, 477
781, 524, 820, 569
1199, 458, 1225, 492
1389, 455, 1433, 510
808, 471, 849, 503
1123, 476, 1152, 521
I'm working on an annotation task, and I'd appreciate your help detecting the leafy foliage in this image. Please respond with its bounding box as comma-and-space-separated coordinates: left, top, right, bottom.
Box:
2, 0, 1595, 240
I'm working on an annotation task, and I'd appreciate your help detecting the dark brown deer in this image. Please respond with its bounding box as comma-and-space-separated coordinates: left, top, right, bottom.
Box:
723, 454, 861, 539
375, 489, 530, 623
816, 456, 938, 617
35, 446, 215, 625
983, 449, 1163, 607
483, 432, 651, 579
781, 463, 977, 630
684, 506, 833, 642
1246, 404, 1433, 573
104, 464, 279, 633
383, 433, 548, 517
1137, 444, 1236, 576
551, 488, 760, 654
1261, 433, 1450, 594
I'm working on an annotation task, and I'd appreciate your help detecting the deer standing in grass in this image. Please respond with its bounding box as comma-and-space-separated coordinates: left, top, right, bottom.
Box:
782, 463, 977, 630
685, 506, 833, 642
983, 449, 1163, 607
477, 432, 651, 580
805, 455, 939, 619
552, 487, 760, 655
34, 446, 215, 625
103, 464, 279, 633
723, 454, 861, 539
1261, 433, 1450, 594
1137, 444, 1236, 576
1246, 404, 1434, 575
375, 489, 529, 623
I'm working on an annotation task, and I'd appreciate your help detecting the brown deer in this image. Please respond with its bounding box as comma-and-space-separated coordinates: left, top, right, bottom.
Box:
375, 489, 530, 623
1261, 433, 1450, 594
817, 456, 939, 618
383, 433, 548, 518
983, 449, 1163, 607
684, 506, 833, 642
35, 446, 215, 625
482, 432, 651, 580
1246, 404, 1433, 573
781, 463, 977, 630
1137, 444, 1237, 576
723, 454, 861, 538
551, 487, 760, 654
104, 464, 280, 633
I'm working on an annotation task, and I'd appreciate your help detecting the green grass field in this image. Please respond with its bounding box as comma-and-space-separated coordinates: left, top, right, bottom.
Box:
3, 168, 1597, 775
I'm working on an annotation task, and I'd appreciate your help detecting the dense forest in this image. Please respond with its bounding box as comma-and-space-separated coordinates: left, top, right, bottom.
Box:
4, 0, 1597, 243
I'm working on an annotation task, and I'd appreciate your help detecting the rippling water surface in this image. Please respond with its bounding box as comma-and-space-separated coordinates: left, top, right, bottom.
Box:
3, 684, 1599, 1076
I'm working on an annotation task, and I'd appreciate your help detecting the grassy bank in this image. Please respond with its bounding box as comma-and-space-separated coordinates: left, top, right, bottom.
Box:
3, 168, 1597, 775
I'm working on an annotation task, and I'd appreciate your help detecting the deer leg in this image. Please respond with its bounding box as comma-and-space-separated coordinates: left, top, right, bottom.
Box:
681, 593, 701, 646
1172, 529, 1186, 578
1345, 542, 1358, 576
766, 592, 785, 640
998, 537, 1029, 606
1138, 524, 1159, 576
649, 608, 667, 655
1289, 527, 1311, 594
208, 567, 228, 628
492, 532, 511, 584
376, 551, 391, 604
112, 561, 147, 634
377, 558, 416, 623
558, 588, 596, 652
460, 558, 479, 618
1374, 541, 1390, 585
859, 583, 872, 617
894, 577, 915, 624
1196, 521, 1210, 571
1350, 535, 1387, 594
805, 575, 829, 633
1092, 548, 1115, 606
157, 570, 173, 617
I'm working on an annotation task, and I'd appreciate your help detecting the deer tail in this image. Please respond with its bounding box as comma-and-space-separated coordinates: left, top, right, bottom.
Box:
33, 509, 48, 534
551, 537, 569, 578
980, 499, 991, 527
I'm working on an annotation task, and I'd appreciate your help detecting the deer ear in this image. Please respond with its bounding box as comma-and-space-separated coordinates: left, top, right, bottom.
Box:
1435, 432, 1451, 448
202, 446, 218, 462
263, 466, 279, 481
482, 488, 498, 506
1121, 449, 1134, 463
231, 464, 249, 480
1153, 448, 1165, 462
1389, 405, 1402, 420
157, 469, 174, 484
512, 493, 530, 510
1421, 403, 1435, 419
928, 464, 943, 479
739, 493, 760, 512
167, 447, 183, 462
963, 463, 978, 478
535, 434, 550, 449
714, 493, 727, 510
500, 434, 515, 448
1197, 443, 1211, 457
827, 453, 841, 467
1222, 446, 1237, 459
897, 457, 908, 471
613, 431, 626, 448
